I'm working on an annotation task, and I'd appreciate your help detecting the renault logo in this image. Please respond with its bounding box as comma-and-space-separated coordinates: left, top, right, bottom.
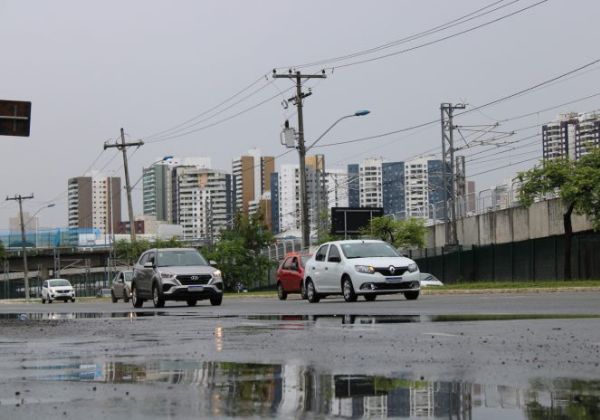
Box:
389, 266, 396, 274
191, 276, 199, 281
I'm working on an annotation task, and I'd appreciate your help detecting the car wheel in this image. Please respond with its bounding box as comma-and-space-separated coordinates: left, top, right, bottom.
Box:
152, 284, 165, 308
300, 282, 307, 300
71, 298, 76, 303
187, 299, 197, 307
123, 291, 130, 303
132, 286, 144, 308
277, 283, 288, 300
306, 280, 320, 303
41, 298, 46, 304
404, 291, 420, 300
111, 290, 118, 303
210, 295, 223, 306
48, 298, 53, 304
364, 294, 377, 302
343, 278, 357, 303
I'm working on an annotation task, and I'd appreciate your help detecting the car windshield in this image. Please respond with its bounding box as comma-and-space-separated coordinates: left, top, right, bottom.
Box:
49, 280, 71, 287
340, 242, 399, 259
157, 250, 207, 267
123, 271, 133, 281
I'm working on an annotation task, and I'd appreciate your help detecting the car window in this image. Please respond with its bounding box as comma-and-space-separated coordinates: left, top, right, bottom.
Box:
43, 281, 48, 288
49, 280, 71, 287
157, 250, 207, 267
328, 245, 341, 262
315, 245, 329, 262
138, 253, 149, 266
123, 272, 133, 281
291, 258, 299, 270
340, 242, 399, 259
282, 258, 292, 269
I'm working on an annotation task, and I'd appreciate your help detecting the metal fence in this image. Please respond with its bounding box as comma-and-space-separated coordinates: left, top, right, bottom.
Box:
410, 231, 600, 283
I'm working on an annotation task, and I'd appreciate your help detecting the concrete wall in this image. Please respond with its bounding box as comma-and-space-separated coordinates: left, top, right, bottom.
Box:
426, 198, 594, 248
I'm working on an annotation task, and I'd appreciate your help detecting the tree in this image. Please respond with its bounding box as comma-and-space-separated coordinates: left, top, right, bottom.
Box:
361, 216, 427, 249
0, 240, 5, 260
206, 211, 275, 290
114, 237, 184, 265
518, 148, 600, 279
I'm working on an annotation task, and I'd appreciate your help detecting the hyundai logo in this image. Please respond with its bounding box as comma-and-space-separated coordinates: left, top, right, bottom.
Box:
389, 266, 395, 274
190, 276, 199, 281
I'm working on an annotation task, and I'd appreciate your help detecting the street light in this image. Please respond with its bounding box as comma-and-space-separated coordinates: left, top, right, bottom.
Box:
25, 203, 56, 248
297, 110, 370, 248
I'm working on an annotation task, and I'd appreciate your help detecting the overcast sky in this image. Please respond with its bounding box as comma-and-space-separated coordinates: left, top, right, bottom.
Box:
1, 0, 598, 230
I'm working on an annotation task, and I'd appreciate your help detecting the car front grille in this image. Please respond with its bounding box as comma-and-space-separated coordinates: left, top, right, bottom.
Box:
177, 275, 211, 285
373, 282, 415, 290
373, 266, 408, 276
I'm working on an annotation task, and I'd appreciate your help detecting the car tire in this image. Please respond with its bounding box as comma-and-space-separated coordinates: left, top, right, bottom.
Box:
152, 284, 165, 308
343, 278, 357, 303
404, 291, 420, 300
187, 299, 197, 307
47, 298, 53, 304
132, 286, 144, 308
41, 298, 46, 304
210, 295, 223, 306
364, 294, 377, 302
277, 283, 287, 300
300, 282, 307, 300
71, 298, 76, 303
111, 290, 118, 303
306, 280, 320, 303
123, 291, 130, 303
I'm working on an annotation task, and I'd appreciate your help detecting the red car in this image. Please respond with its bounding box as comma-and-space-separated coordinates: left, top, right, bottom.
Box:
276, 253, 312, 300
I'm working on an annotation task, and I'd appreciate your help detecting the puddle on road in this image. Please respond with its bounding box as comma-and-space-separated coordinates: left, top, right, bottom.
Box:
22, 359, 600, 419
2, 312, 599, 323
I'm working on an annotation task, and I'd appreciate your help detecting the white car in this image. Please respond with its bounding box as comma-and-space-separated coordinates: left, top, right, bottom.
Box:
41, 279, 76, 303
303, 240, 421, 303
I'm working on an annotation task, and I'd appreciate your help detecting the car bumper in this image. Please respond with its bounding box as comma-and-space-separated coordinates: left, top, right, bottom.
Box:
353, 271, 421, 294
162, 284, 222, 300
49, 292, 75, 299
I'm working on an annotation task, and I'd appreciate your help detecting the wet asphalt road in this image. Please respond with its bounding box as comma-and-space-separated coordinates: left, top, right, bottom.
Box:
0, 292, 599, 419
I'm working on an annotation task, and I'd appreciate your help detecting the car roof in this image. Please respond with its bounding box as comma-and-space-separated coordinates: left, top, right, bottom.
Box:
322, 239, 387, 246
284, 252, 312, 257
147, 247, 198, 252
48, 278, 70, 282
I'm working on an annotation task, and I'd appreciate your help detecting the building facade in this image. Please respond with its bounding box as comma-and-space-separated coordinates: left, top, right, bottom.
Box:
542, 111, 600, 161
358, 158, 383, 208
67, 173, 121, 234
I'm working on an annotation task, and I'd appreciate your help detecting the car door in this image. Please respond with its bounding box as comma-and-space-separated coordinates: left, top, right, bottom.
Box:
308, 244, 329, 292
136, 252, 154, 296
324, 244, 344, 292
279, 257, 292, 291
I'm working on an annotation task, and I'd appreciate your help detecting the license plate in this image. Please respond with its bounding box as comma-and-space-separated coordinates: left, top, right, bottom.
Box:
188, 285, 204, 292
386, 277, 402, 283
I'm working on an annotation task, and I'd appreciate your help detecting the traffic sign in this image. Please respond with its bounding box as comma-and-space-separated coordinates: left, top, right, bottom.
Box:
0, 100, 31, 137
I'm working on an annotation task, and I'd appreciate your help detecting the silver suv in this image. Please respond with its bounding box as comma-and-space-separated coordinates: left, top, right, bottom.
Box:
131, 248, 223, 308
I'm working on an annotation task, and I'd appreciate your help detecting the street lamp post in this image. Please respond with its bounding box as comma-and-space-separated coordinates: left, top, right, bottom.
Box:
26, 203, 56, 247
292, 110, 370, 249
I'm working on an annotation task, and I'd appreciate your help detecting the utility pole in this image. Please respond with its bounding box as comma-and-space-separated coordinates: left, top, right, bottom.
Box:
273, 70, 326, 249
6, 194, 34, 300
104, 128, 143, 242
440, 103, 465, 247
455, 155, 466, 219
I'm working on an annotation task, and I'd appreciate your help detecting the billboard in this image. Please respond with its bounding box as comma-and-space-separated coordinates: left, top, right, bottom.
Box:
330, 207, 384, 235
0, 100, 32, 137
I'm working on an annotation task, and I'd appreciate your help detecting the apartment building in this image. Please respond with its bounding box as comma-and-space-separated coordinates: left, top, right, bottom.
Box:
67, 172, 121, 234
542, 111, 600, 161
404, 157, 446, 220
358, 158, 383, 208
232, 149, 274, 216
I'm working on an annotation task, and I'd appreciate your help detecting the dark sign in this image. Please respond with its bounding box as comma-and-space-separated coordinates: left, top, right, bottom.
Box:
0, 100, 32, 137
331, 207, 384, 235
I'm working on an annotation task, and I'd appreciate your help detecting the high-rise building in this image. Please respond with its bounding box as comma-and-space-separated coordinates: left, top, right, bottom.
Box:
143, 157, 211, 223
542, 111, 600, 161
232, 149, 275, 216
171, 166, 233, 241
67, 172, 121, 234
359, 158, 383, 208
382, 162, 405, 217
347, 164, 360, 208
270, 172, 280, 234
404, 156, 446, 220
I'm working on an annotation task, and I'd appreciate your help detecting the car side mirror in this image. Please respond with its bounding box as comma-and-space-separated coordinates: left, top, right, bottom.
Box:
329, 256, 341, 263
143, 261, 154, 268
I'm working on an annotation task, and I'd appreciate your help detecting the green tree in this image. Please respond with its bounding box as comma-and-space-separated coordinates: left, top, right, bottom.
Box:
518, 148, 600, 279
0, 240, 5, 260
361, 216, 426, 249
206, 211, 275, 290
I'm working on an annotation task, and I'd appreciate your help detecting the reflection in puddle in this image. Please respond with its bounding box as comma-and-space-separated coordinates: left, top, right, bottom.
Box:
28, 360, 600, 419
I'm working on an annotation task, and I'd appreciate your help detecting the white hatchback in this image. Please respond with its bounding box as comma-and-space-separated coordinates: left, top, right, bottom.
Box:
303, 240, 421, 303
42, 279, 76, 303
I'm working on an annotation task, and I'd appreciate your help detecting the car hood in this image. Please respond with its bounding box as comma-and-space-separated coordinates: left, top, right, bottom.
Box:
346, 257, 416, 267
156, 265, 217, 275
50, 286, 73, 291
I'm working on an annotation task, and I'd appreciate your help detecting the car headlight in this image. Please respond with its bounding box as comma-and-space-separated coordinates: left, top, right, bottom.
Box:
408, 263, 418, 273
212, 270, 222, 278
355, 265, 375, 274
160, 272, 176, 279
